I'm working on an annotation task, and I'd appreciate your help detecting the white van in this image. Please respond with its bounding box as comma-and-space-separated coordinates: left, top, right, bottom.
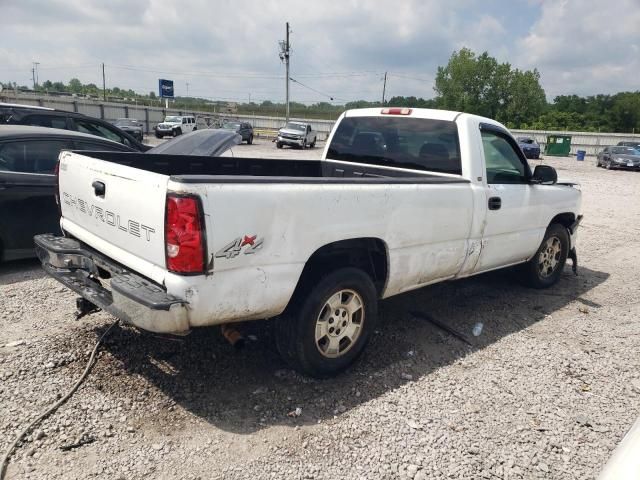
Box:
155, 115, 196, 138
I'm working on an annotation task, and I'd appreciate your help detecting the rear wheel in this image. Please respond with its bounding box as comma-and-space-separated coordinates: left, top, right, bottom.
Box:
520, 223, 569, 288
275, 268, 378, 377
310, 139, 316, 148
247, 135, 253, 145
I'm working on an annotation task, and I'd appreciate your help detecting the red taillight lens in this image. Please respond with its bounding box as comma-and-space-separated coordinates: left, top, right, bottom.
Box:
381, 107, 412, 115
165, 195, 206, 274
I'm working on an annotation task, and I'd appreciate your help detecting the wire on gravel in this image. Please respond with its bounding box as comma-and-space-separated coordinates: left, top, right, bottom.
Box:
0, 319, 120, 480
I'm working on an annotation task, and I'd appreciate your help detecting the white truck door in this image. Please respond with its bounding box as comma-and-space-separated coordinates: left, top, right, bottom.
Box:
474, 126, 546, 272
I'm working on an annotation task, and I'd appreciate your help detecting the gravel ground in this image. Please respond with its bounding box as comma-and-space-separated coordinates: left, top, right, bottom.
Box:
1, 152, 639, 479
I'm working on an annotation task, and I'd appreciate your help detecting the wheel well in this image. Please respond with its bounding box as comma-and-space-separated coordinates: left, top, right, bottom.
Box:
550, 213, 575, 229
295, 238, 389, 297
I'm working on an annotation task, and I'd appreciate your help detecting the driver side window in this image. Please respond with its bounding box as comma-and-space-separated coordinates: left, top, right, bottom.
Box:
482, 130, 527, 184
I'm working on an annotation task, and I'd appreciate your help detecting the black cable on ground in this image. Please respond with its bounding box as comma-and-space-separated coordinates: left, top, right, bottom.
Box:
0, 319, 120, 480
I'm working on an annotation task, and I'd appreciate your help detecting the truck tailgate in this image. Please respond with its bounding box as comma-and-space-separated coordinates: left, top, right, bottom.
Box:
58, 151, 169, 281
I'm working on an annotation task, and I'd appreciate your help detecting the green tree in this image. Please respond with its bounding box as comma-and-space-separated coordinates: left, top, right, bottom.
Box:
434, 48, 547, 127
68, 78, 83, 94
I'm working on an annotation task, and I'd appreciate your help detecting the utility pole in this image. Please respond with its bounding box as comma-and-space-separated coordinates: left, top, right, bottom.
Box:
32, 65, 36, 91
381, 71, 387, 106
186, 82, 190, 98
102, 63, 106, 101
279, 22, 291, 122
34, 62, 40, 90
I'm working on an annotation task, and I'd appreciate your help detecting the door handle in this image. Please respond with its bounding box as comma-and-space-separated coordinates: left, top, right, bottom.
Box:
488, 196, 502, 210
92, 180, 106, 198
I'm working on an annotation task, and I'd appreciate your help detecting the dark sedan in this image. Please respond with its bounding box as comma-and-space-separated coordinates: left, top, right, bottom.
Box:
596, 146, 640, 170
516, 136, 541, 159
112, 118, 144, 142
0, 126, 135, 262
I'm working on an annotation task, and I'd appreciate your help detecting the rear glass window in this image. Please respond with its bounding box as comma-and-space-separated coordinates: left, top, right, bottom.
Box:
327, 117, 462, 175
0, 140, 70, 174
24, 114, 68, 129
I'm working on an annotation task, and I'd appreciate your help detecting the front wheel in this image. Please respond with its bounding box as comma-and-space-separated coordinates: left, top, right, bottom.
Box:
276, 142, 283, 149
247, 135, 253, 145
275, 268, 378, 377
520, 223, 569, 288
310, 139, 316, 148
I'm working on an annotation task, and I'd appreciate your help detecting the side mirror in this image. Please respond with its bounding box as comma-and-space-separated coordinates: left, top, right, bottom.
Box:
531, 165, 557, 185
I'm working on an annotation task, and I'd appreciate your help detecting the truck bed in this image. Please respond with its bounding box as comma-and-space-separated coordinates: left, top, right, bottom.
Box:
82, 151, 469, 184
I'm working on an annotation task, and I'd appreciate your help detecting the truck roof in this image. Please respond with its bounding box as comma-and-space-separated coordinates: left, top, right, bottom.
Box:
342, 107, 507, 130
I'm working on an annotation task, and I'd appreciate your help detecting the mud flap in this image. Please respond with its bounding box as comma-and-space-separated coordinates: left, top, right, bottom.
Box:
568, 247, 578, 276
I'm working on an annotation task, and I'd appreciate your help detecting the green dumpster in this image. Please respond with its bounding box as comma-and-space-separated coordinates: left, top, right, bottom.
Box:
545, 134, 572, 156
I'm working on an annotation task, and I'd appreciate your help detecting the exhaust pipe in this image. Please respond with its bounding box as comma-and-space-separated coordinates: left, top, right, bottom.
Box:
221, 324, 245, 349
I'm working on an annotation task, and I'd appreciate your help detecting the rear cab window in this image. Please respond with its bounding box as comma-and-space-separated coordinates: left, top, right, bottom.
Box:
326, 116, 462, 175
23, 114, 68, 129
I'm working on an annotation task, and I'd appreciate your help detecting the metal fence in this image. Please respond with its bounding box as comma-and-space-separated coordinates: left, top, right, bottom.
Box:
3, 92, 639, 151
511, 129, 640, 156
0, 92, 336, 139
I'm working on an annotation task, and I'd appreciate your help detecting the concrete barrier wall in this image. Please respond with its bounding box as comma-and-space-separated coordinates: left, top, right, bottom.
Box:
2, 92, 639, 149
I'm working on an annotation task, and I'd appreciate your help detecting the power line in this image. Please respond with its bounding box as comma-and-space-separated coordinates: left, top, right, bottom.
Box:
289, 77, 346, 102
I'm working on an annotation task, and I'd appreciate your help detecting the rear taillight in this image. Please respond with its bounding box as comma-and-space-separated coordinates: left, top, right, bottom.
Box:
381, 107, 412, 115
165, 194, 206, 274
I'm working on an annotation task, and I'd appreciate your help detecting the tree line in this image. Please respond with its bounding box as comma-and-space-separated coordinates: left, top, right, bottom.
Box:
3, 48, 639, 133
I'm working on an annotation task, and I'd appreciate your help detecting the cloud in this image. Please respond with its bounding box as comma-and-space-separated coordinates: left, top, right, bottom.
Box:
0, 0, 636, 103
518, 0, 640, 97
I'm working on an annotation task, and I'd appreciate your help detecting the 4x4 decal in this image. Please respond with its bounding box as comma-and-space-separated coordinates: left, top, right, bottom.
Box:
215, 235, 264, 259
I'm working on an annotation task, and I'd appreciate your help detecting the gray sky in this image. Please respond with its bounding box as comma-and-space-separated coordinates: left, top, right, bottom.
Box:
1, 0, 639, 104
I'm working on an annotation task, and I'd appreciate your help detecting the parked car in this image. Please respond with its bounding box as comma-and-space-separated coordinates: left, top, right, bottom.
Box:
35, 107, 582, 377
155, 115, 196, 138
112, 118, 144, 142
0, 102, 150, 151
516, 136, 541, 159
596, 146, 640, 170
221, 121, 254, 144
276, 121, 317, 149
617, 141, 640, 149
0, 125, 136, 262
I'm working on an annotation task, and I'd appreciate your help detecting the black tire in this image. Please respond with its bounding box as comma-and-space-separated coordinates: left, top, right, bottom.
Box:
276, 142, 283, 149
247, 135, 253, 145
310, 139, 316, 148
173, 128, 181, 137
275, 267, 378, 377
155, 132, 162, 139
606, 161, 612, 170
302, 139, 307, 149
520, 223, 569, 289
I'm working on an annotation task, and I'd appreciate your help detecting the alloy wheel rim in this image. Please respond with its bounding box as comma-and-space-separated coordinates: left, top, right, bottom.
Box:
315, 289, 365, 358
538, 236, 562, 278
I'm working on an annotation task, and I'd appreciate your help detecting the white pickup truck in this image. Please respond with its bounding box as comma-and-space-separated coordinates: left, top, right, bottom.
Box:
35, 107, 582, 377
276, 121, 317, 149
